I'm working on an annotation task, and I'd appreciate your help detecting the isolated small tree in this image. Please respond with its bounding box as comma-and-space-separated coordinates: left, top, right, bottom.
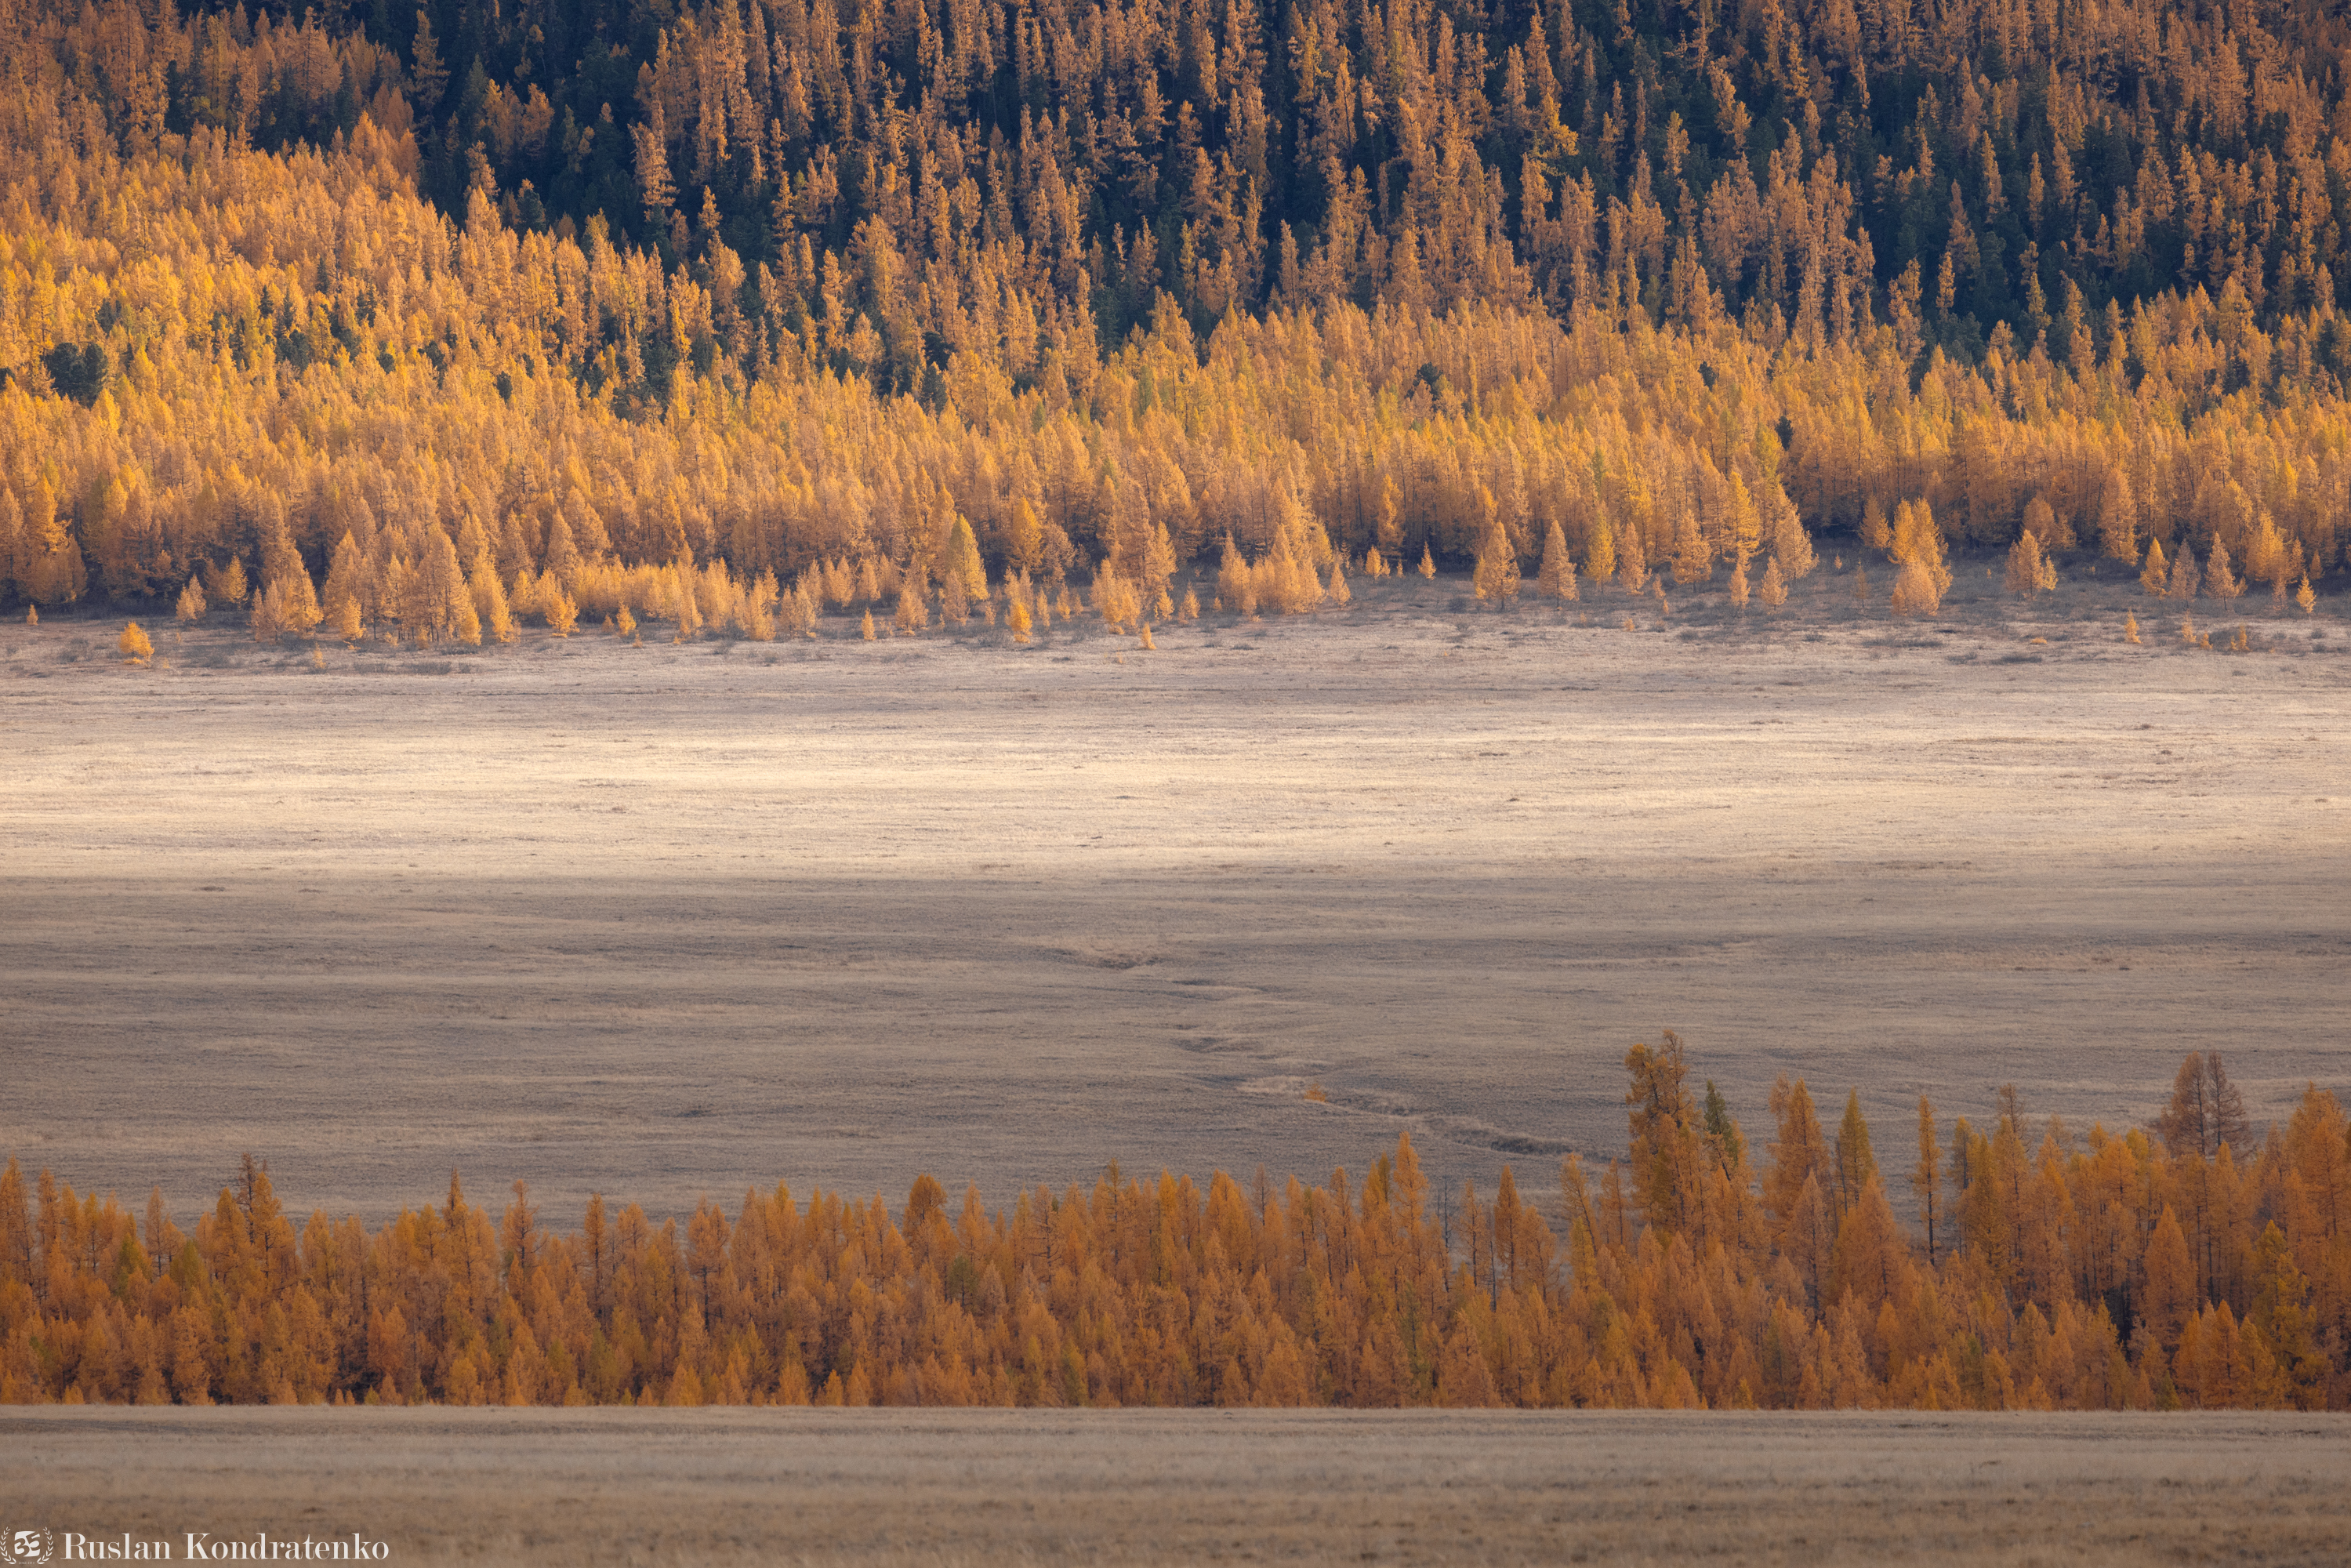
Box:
1669, 506, 1710, 583
472, 555, 516, 643
1471, 517, 1518, 600
943, 514, 988, 603
2168, 543, 2200, 600
1728, 554, 1751, 608
1584, 514, 1616, 586
666, 564, 703, 638
2204, 535, 2243, 599
2005, 532, 2047, 597
1859, 497, 1890, 550
894, 576, 927, 633
2097, 469, 2138, 561
616, 604, 637, 639
2139, 537, 2168, 593
1003, 499, 1043, 575
264, 525, 322, 637
1769, 489, 1817, 578
175, 577, 206, 622
118, 621, 152, 663
2124, 611, 2141, 644
1217, 535, 1250, 609
1889, 557, 1942, 615
2295, 575, 2317, 615
321, 532, 367, 629
1758, 556, 1787, 607
860, 608, 876, 640
1326, 557, 1350, 606
1417, 543, 1436, 579
1888, 500, 1950, 599
452, 588, 483, 647
250, 581, 286, 642
2244, 513, 2291, 598
1143, 521, 1177, 619
1536, 520, 1574, 599
1179, 586, 1199, 619
1617, 534, 1649, 596
1008, 599, 1032, 642
1094, 564, 1140, 629
743, 591, 778, 643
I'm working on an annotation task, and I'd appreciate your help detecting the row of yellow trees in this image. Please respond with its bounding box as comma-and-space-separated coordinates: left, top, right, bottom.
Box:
6, 1045, 2344, 1410
5, 111, 2350, 622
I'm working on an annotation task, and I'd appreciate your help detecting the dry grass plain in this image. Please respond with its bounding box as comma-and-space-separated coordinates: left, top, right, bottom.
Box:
4, 561, 2347, 1226
5, 1406, 2349, 1564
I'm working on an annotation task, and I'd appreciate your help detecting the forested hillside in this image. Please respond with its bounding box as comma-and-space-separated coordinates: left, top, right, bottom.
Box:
5, 1047, 2346, 1410
2, 0, 2348, 623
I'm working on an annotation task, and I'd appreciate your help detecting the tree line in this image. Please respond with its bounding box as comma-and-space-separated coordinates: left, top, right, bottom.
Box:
5, 1042, 2345, 1410
2, 2, 2349, 626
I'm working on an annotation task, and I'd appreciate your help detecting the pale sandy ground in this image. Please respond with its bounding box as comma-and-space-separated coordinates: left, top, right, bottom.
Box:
5, 1406, 2349, 1564
4, 562, 2347, 1226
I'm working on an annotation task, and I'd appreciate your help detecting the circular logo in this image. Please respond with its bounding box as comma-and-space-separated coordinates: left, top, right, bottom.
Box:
0, 1529, 53, 1567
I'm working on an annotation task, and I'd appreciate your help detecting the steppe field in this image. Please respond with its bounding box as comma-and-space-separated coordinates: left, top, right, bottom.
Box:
5, 1406, 2349, 1565
5, 563, 2345, 1225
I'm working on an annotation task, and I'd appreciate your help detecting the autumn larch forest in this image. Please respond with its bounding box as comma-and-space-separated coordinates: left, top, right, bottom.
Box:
5, 1044, 2347, 1410
4, 0, 2350, 1414
1, 0, 2348, 633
